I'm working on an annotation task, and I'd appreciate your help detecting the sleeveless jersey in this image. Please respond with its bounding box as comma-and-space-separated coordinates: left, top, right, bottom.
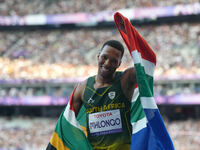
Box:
83, 72, 132, 150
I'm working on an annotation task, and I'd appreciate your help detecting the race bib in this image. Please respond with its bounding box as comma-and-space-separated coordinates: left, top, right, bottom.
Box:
88, 109, 122, 136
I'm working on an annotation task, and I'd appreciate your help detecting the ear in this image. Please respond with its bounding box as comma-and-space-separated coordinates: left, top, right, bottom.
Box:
97, 53, 100, 60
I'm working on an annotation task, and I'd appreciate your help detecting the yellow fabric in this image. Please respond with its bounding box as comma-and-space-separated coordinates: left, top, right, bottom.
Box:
81, 125, 88, 137
50, 131, 70, 150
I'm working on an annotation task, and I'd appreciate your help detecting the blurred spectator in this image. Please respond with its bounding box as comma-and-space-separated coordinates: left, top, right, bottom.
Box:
0, 23, 199, 81
0, 117, 199, 150
0, 0, 199, 16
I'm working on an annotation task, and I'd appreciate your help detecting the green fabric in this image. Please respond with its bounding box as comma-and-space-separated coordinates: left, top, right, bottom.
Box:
134, 64, 154, 97
54, 108, 93, 150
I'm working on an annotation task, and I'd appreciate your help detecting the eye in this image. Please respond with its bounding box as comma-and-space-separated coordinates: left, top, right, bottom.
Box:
101, 55, 107, 60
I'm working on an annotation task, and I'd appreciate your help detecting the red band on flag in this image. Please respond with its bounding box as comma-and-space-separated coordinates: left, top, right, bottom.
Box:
68, 87, 77, 111
114, 12, 156, 65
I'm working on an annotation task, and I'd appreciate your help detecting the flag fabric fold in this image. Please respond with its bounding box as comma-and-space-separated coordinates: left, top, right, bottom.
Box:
47, 88, 93, 150
47, 12, 174, 150
114, 12, 175, 150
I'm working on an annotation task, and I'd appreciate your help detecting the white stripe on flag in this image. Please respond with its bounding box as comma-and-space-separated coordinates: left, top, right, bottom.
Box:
131, 87, 139, 102
141, 97, 158, 109
132, 117, 147, 134
132, 50, 142, 64
142, 59, 155, 77
64, 104, 82, 131
131, 50, 155, 76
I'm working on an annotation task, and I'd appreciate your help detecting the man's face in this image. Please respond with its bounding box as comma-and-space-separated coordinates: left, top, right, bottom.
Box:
97, 45, 122, 78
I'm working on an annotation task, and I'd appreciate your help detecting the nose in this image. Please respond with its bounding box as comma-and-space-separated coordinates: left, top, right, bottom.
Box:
104, 59, 111, 67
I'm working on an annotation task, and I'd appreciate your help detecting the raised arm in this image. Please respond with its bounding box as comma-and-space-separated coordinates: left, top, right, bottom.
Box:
121, 67, 137, 101
72, 80, 87, 117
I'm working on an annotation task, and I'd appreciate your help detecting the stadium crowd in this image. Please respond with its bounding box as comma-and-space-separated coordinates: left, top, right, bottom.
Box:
0, 81, 200, 103
0, 0, 199, 150
0, 117, 199, 150
0, 0, 199, 16
0, 117, 56, 150
0, 22, 199, 81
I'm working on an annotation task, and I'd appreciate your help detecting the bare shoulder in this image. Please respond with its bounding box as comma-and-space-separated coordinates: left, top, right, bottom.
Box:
121, 67, 136, 85
120, 67, 137, 101
72, 78, 88, 116
74, 79, 88, 101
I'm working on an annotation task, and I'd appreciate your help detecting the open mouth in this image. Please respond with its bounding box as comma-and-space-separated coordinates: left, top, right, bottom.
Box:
102, 67, 111, 72
103, 67, 109, 71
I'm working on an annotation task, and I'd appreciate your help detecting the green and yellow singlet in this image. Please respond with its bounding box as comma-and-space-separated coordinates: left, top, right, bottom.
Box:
83, 72, 132, 150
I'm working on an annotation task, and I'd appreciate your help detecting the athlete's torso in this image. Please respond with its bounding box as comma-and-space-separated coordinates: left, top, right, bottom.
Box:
83, 72, 132, 150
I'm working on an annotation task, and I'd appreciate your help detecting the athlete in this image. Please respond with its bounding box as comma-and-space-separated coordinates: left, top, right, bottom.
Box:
72, 40, 137, 150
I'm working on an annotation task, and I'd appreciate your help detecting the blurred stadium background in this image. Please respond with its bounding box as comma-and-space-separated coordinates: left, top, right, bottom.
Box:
0, 0, 200, 150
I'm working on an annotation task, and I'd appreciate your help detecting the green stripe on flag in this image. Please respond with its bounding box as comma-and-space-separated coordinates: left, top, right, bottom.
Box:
54, 108, 93, 150
130, 98, 145, 122
134, 64, 154, 97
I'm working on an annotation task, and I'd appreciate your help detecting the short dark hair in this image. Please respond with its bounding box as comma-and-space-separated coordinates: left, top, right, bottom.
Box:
101, 40, 124, 57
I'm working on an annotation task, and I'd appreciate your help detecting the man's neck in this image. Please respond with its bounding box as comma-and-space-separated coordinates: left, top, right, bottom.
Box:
94, 74, 115, 88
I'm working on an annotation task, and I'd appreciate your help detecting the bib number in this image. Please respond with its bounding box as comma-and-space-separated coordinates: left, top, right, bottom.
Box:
88, 109, 122, 136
